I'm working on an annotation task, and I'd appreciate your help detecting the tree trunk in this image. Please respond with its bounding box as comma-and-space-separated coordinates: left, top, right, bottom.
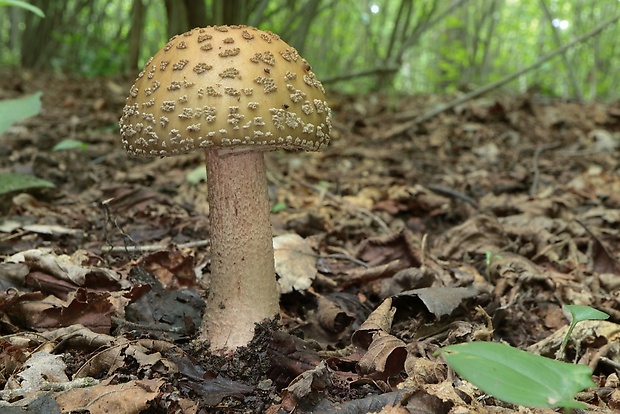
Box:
128, 0, 146, 72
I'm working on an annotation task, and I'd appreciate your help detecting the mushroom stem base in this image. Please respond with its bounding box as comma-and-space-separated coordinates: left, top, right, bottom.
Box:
201, 149, 279, 353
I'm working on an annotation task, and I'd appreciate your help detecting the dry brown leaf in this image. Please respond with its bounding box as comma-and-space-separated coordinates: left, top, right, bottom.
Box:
342, 186, 385, 209
75, 338, 177, 379
274, 233, 317, 293
0, 290, 51, 330
403, 356, 447, 387
142, 248, 197, 288
352, 298, 395, 349
268, 331, 323, 388
55, 378, 164, 414
489, 253, 550, 283
434, 215, 506, 259
394, 286, 477, 318
284, 360, 332, 399
372, 404, 410, 414
34, 289, 113, 333
5, 352, 69, 391
343, 259, 403, 288
355, 230, 422, 269
587, 229, 620, 275
423, 379, 470, 408
7, 249, 128, 289
316, 295, 354, 334
357, 331, 407, 379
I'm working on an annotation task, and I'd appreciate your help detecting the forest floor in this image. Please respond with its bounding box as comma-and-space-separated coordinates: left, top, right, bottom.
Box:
0, 70, 619, 413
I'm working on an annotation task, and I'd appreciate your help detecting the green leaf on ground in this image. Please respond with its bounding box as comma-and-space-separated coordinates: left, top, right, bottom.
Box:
53, 139, 88, 151
0, 92, 43, 134
436, 341, 595, 408
0, 172, 55, 195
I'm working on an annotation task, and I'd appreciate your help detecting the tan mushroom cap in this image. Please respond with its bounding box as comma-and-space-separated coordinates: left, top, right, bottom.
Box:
120, 25, 332, 157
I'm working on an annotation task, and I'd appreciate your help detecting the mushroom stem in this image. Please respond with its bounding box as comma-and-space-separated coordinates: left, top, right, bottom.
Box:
201, 148, 279, 352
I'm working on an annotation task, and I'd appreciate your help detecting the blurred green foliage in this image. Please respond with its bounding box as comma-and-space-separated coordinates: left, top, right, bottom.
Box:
1, 0, 619, 100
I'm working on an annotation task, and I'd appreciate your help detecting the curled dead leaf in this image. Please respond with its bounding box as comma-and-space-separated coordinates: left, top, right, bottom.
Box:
316, 295, 354, 334
357, 331, 407, 379
352, 298, 396, 349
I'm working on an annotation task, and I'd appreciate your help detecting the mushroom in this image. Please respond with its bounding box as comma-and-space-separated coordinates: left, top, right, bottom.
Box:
119, 25, 331, 353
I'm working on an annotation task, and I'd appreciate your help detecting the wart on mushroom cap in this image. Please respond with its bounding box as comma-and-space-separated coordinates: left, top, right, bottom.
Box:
120, 25, 331, 157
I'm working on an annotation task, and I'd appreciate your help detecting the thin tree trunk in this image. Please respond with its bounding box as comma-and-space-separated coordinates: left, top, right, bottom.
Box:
540, 0, 583, 100
128, 0, 145, 72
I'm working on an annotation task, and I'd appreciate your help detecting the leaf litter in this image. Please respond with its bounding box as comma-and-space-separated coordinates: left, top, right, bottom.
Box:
0, 70, 619, 412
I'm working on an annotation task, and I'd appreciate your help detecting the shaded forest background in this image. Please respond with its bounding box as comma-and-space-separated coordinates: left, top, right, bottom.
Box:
1, 0, 620, 100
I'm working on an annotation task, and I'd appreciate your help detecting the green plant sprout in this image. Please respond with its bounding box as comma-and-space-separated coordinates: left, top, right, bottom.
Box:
186, 165, 206, 185
484, 250, 502, 279
0, 92, 55, 194
558, 305, 609, 360
271, 201, 287, 213
52, 139, 88, 152
0, 172, 55, 195
0, 92, 42, 133
436, 341, 595, 409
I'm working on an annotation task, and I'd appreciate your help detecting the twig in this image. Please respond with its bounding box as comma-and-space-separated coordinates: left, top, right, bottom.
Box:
293, 178, 392, 235
0, 377, 99, 401
111, 316, 187, 334
101, 239, 211, 253
529, 143, 562, 196
427, 184, 479, 207
322, 253, 369, 268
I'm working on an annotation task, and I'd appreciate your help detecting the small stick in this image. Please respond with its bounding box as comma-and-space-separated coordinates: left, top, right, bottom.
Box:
101, 239, 210, 253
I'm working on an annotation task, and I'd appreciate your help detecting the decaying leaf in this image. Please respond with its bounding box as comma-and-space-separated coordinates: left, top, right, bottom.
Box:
74, 339, 176, 379
343, 260, 403, 288
316, 295, 354, 334
0, 393, 61, 414
35, 289, 113, 333
141, 248, 198, 288
124, 266, 204, 340
170, 353, 253, 406
268, 331, 323, 388
357, 331, 407, 379
284, 360, 332, 399
434, 215, 506, 259
274, 233, 317, 293
355, 230, 422, 269
394, 286, 478, 319
586, 227, 620, 275
5, 351, 69, 391
352, 298, 396, 349
6, 249, 128, 290
55, 378, 164, 414
403, 356, 447, 387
